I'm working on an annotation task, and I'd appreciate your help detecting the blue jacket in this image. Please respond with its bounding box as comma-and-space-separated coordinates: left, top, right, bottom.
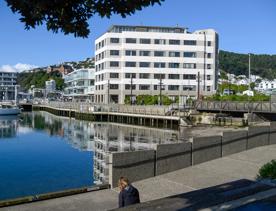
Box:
119, 185, 140, 208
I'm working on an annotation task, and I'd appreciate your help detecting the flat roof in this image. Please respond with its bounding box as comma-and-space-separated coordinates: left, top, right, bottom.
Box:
107, 25, 188, 33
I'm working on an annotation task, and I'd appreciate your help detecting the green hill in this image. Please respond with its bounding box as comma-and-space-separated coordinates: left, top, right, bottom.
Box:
17, 57, 94, 91
219, 50, 276, 80
17, 70, 64, 91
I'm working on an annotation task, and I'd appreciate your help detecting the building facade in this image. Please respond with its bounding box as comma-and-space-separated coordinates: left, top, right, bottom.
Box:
63, 68, 95, 102
0, 71, 17, 101
47, 64, 74, 75
45, 79, 56, 94
94, 25, 219, 104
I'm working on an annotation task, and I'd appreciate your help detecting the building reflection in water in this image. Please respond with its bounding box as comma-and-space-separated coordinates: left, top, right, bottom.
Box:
0, 116, 18, 139
19, 111, 179, 184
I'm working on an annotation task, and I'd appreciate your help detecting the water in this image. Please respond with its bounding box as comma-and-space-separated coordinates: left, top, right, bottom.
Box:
0, 111, 179, 201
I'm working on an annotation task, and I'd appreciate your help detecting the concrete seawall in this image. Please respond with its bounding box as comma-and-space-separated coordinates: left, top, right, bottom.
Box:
108, 123, 276, 188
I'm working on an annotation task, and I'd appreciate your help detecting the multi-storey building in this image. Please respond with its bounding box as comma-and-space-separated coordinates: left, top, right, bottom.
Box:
0, 71, 17, 101
63, 68, 95, 102
94, 25, 219, 104
45, 79, 56, 94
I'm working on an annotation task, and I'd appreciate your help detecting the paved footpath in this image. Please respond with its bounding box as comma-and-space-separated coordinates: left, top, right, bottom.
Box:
2, 144, 276, 211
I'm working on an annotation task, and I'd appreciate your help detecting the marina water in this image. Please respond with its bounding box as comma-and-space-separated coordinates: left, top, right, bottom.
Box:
0, 111, 179, 201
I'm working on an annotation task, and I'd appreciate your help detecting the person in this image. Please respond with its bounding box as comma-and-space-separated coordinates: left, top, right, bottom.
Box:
118, 177, 140, 208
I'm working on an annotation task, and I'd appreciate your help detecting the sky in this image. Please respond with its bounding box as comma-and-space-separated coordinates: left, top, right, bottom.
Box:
0, 0, 275, 72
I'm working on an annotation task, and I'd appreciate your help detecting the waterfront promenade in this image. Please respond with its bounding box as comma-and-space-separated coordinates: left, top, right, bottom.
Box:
2, 144, 276, 211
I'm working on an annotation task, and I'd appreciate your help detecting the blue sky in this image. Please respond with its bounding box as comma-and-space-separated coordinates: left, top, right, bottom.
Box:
0, 0, 275, 70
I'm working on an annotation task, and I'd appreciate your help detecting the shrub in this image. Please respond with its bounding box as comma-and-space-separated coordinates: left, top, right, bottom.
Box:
257, 160, 276, 180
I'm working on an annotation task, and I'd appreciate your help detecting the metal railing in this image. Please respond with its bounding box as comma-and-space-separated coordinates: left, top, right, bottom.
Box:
34, 101, 174, 116
195, 100, 276, 113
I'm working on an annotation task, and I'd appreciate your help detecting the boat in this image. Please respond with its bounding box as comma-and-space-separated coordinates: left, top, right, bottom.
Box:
0, 104, 21, 115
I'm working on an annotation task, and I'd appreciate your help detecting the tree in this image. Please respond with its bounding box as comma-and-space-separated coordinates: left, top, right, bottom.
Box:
5, 0, 164, 38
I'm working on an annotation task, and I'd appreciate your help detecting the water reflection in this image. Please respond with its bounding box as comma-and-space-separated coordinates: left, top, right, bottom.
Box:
0, 116, 18, 138
19, 111, 179, 184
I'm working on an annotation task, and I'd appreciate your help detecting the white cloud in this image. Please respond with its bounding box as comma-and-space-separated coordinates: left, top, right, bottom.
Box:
0, 63, 38, 73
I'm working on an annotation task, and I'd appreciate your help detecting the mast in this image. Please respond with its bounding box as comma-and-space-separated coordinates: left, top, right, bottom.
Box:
248, 53, 251, 91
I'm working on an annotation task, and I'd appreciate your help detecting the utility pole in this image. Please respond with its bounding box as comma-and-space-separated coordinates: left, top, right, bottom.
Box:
159, 75, 163, 106
248, 53, 251, 91
107, 80, 110, 104
203, 32, 206, 92
197, 72, 200, 100
130, 76, 133, 105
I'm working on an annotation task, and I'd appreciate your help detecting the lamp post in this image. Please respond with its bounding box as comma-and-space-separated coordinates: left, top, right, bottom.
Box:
159, 76, 163, 106
130, 76, 133, 105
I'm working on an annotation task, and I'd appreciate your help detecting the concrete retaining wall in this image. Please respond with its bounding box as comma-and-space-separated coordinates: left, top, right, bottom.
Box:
269, 122, 276, 145
222, 130, 248, 156
109, 150, 155, 188
155, 142, 192, 175
109, 122, 276, 187
192, 136, 222, 165
247, 126, 270, 149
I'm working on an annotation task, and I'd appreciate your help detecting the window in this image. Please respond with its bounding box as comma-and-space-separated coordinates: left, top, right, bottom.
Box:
154, 74, 165, 79
207, 53, 212, 58
139, 73, 150, 79
169, 39, 180, 45
154, 51, 165, 57
207, 41, 212, 46
169, 51, 180, 57
126, 38, 136, 43
125, 73, 136, 78
110, 84, 119, 89
154, 39, 166, 44
168, 85, 179, 90
207, 64, 212, 69
184, 52, 196, 58
110, 38, 119, 43
184, 40, 197, 45
183, 63, 196, 69
125, 62, 136, 67
139, 85, 150, 90
183, 74, 196, 80
139, 62, 150, 68
125, 84, 136, 90
168, 74, 180, 79
207, 86, 211, 91
154, 85, 165, 90
110, 61, 119, 67
169, 63, 180, 68
125, 50, 136, 56
207, 75, 211, 80
110, 73, 119, 78
154, 62, 166, 68
139, 51, 150, 56
183, 85, 196, 91
110, 50, 119, 56
140, 38, 151, 44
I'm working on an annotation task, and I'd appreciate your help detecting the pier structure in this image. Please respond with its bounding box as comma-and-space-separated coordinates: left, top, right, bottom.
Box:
29, 101, 184, 129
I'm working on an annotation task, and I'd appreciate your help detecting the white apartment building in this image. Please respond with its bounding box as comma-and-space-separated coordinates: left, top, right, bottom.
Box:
0, 71, 17, 101
63, 68, 95, 102
94, 25, 219, 104
257, 79, 276, 91
45, 79, 56, 94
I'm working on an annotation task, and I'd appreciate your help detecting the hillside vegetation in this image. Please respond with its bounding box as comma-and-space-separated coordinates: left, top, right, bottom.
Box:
219, 50, 276, 80
17, 70, 64, 91
17, 57, 94, 91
